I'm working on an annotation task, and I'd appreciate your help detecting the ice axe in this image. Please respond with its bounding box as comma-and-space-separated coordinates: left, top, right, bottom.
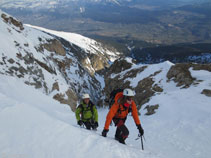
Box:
135, 134, 145, 150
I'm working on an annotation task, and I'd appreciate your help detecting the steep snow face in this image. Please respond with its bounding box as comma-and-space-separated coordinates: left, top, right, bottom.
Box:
0, 10, 103, 109
1, 63, 211, 158
0, 75, 155, 158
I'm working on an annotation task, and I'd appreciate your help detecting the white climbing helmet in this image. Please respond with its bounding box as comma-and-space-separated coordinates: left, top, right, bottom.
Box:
123, 88, 135, 96
82, 93, 90, 99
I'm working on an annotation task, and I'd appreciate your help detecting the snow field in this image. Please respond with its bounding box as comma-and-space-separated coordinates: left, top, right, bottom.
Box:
0, 75, 153, 158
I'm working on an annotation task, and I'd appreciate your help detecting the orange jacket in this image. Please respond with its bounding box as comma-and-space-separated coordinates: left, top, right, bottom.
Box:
104, 92, 141, 130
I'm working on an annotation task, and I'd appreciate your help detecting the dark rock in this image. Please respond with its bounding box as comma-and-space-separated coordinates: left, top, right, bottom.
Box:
192, 64, 211, 72
39, 39, 66, 56
53, 89, 78, 111
167, 63, 195, 88
107, 58, 133, 74
153, 84, 163, 92
18, 66, 27, 75
135, 77, 155, 109
24, 43, 29, 47
23, 54, 34, 64
8, 58, 15, 64
35, 59, 56, 75
89, 54, 109, 73
144, 104, 159, 115
167, 63, 211, 88
1, 13, 24, 31
24, 81, 42, 89
201, 89, 211, 97
52, 82, 60, 91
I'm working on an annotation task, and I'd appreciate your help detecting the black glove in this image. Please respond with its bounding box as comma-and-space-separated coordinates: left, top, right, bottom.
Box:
94, 122, 99, 128
102, 129, 109, 137
137, 124, 144, 136
77, 120, 83, 126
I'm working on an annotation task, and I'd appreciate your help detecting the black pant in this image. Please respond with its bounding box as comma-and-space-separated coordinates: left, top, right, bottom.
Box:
83, 121, 96, 130
113, 118, 129, 144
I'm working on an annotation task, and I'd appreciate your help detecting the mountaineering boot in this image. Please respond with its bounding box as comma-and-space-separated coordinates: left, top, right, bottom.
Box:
118, 136, 126, 144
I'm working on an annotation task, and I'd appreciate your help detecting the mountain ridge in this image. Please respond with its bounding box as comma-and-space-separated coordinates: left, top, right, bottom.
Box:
0, 10, 121, 110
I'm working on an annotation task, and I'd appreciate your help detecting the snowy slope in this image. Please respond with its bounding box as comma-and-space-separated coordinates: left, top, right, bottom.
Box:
1, 62, 211, 158
139, 66, 211, 158
0, 75, 155, 158
0, 10, 104, 108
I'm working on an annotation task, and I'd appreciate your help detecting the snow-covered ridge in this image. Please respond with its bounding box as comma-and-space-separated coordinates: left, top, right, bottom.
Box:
0, 10, 104, 109
26, 24, 120, 62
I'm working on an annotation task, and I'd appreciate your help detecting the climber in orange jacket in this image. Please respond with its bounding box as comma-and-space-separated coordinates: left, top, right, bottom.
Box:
102, 88, 144, 144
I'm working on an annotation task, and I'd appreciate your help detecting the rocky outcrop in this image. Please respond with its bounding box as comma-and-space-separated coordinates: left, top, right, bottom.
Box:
167, 63, 211, 88
103, 58, 211, 117
153, 84, 164, 92
135, 77, 155, 109
104, 58, 146, 104
167, 63, 195, 88
89, 54, 110, 72
52, 36, 113, 76
1, 13, 24, 31
37, 39, 66, 56
52, 82, 60, 91
0, 11, 106, 111
191, 64, 211, 72
201, 89, 211, 97
107, 58, 133, 75
144, 104, 159, 115
103, 58, 162, 110
53, 89, 78, 111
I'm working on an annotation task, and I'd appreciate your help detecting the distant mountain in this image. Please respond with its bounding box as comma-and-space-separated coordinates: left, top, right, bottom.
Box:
129, 43, 211, 64
1, 0, 211, 46
0, 0, 209, 9
1, 1, 211, 65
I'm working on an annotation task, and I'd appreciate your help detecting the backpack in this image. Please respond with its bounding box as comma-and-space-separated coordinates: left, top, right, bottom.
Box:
108, 89, 132, 126
78, 101, 94, 120
108, 89, 123, 109
109, 89, 132, 113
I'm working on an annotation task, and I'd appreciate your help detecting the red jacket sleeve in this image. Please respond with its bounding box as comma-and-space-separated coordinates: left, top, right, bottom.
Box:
131, 101, 141, 125
104, 103, 119, 130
